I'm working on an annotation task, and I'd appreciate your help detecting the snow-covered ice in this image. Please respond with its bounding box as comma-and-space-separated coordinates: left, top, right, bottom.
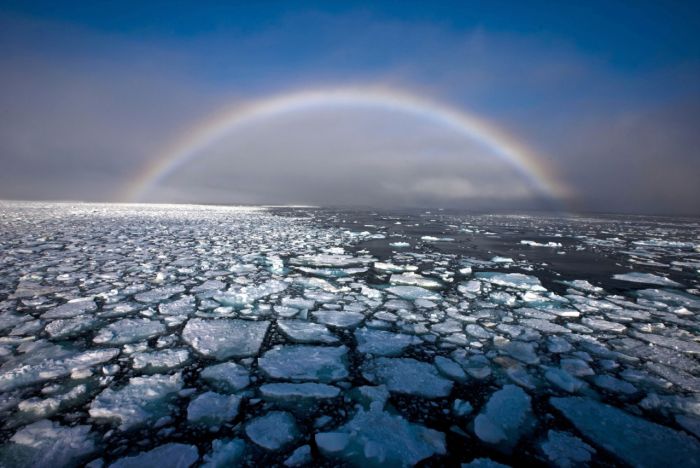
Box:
258, 345, 349, 382
182, 318, 269, 359
245, 411, 299, 450
0, 202, 698, 466
362, 357, 453, 397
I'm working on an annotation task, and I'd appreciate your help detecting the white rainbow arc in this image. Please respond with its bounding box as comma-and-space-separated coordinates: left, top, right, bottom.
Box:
124, 86, 564, 203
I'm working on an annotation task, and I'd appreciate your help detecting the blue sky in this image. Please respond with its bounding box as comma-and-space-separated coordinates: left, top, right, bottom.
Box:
1, 1, 699, 213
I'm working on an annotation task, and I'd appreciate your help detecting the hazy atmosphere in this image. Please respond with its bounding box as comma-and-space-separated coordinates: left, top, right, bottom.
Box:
2, 3, 700, 467
1, 1, 699, 213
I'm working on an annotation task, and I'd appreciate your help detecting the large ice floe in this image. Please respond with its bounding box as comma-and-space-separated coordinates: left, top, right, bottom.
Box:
0, 202, 699, 466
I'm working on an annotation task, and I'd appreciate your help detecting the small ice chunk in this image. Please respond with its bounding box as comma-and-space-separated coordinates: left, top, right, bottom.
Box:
461, 459, 510, 467
260, 382, 340, 402
613, 272, 683, 288
545, 368, 585, 393
134, 285, 185, 303
182, 318, 269, 360
315, 404, 445, 466
547, 336, 572, 353
213, 280, 289, 308
389, 242, 410, 248
452, 399, 473, 417
41, 298, 97, 319
521, 240, 562, 248
630, 330, 700, 355
560, 358, 594, 377
192, 280, 227, 293
491, 256, 514, 263
422, 236, 454, 242
636, 288, 700, 309
0, 346, 119, 392
581, 318, 626, 333
541, 430, 595, 468
132, 349, 189, 373
292, 254, 374, 268
245, 411, 299, 451
355, 328, 420, 356
284, 445, 312, 467
362, 357, 453, 398
473, 385, 534, 451
386, 286, 441, 301
93, 318, 166, 345
278, 320, 339, 344
592, 375, 638, 395
496, 339, 539, 365
258, 345, 349, 382
159, 295, 195, 316
282, 297, 316, 310
0, 420, 96, 467
552, 396, 700, 467
519, 318, 571, 334
390, 273, 441, 289
201, 439, 245, 468
109, 443, 198, 468
435, 356, 468, 382
200, 362, 250, 392
312, 310, 364, 328
187, 391, 241, 427
476, 273, 546, 291
89, 373, 183, 430
45, 316, 98, 339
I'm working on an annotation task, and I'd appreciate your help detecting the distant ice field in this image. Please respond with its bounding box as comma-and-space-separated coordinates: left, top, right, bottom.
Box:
0, 202, 699, 467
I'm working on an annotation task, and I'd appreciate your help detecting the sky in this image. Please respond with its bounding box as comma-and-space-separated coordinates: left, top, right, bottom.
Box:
1, 1, 699, 215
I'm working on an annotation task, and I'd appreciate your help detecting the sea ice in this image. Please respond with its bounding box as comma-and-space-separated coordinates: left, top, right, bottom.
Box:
93, 318, 166, 345
613, 272, 683, 287
284, 445, 312, 467
182, 318, 269, 359
134, 285, 185, 303
258, 345, 349, 382
312, 310, 364, 328
200, 362, 250, 392
89, 373, 183, 430
159, 295, 196, 315
540, 430, 595, 468
386, 285, 442, 301
475, 273, 546, 291
315, 403, 446, 466
0, 346, 119, 392
109, 443, 198, 468
245, 411, 300, 450
201, 439, 245, 468
362, 357, 453, 398
213, 280, 288, 308
259, 382, 341, 402
552, 396, 700, 467
278, 320, 339, 344
0, 420, 96, 468
187, 391, 241, 427
45, 316, 98, 339
390, 273, 442, 289
473, 384, 534, 451
132, 349, 189, 373
354, 327, 420, 356
41, 298, 97, 319
520, 240, 562, 248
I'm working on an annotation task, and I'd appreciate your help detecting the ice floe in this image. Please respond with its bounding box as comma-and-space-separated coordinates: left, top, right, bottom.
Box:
258, 345, 349, 382
1, 203, 699, 466
182, 318, 269, 359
